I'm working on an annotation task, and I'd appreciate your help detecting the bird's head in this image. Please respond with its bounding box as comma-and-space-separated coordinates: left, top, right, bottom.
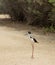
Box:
25, 31, 31, 35
28, 31, 31, 34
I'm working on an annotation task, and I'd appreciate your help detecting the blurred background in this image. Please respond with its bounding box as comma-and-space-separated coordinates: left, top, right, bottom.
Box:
0, 0, 55, 32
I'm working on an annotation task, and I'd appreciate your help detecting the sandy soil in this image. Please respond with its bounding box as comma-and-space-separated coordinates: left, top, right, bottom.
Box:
0, 20, 55, 65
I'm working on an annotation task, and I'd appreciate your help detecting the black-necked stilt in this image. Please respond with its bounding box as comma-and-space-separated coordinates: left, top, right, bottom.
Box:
27, 31, 38, 43
26, 31, 39, 58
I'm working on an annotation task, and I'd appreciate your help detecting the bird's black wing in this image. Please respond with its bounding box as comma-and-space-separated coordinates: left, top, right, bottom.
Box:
33, 38, 39, 43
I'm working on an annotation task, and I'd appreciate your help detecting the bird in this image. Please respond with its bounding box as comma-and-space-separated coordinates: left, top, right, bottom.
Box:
27, 31, 39, 43
25, 31, 39, 58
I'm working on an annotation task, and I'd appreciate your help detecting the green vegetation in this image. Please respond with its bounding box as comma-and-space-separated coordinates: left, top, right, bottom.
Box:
0, 0, 55, 32
49, 0, 55, 2
44, 26, 55, 33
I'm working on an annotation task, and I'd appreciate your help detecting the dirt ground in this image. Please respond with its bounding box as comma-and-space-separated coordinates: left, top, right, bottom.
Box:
0, 16, 55, 65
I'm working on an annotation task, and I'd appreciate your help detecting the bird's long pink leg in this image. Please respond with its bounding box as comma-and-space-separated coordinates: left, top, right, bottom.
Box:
31, 43, 34, 59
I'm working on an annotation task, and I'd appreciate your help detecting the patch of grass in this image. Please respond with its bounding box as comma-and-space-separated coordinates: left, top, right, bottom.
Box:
43, 25, 55, 34
49, 0, 55, 2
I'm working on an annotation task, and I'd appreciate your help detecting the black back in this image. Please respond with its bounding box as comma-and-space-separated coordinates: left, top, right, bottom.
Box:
33, 38, 38, 43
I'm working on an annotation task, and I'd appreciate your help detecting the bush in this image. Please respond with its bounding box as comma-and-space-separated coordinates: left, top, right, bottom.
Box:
44, 24, 55, 33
